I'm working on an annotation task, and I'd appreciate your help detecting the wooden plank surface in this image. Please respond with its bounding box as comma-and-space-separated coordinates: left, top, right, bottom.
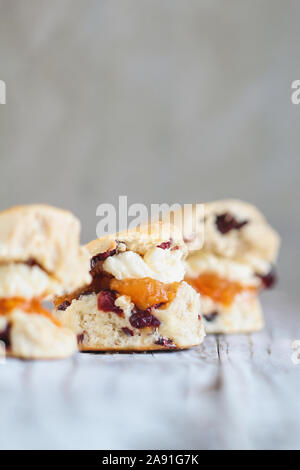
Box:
0, 291, 299, 450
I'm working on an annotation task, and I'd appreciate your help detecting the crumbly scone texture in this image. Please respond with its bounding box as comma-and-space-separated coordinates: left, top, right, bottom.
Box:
162, 200, 280, 263
86, 222, 187, 258
0, 204, 91, 294
0, 310, 77, 359
55, 282, 205, 351
202, 294, 264, 334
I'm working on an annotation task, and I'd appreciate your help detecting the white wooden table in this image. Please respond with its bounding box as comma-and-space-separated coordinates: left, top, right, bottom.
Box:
0, 291, 299, 450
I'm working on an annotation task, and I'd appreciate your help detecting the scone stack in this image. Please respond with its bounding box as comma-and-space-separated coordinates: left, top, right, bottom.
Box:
53, 223, 205, 351
169, 200, 280, 334
0, 205, 91, 359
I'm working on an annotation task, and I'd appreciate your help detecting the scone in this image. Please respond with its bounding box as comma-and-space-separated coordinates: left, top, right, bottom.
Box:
0, 205, 91, 359
162, 200, 280, 334
53, 223, 205, 351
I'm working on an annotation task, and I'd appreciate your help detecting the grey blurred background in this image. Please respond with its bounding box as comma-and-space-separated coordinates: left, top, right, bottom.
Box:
0, 0, 299, 303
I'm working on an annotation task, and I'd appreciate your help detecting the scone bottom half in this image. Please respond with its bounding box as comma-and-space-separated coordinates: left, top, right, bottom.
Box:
54, 227, 205, 352
185, 261, 272, 334
0, 306, 77, 360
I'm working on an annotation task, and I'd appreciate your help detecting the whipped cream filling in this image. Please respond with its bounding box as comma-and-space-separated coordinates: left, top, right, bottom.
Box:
185, 252, 262, 286
0, 263, 62, 299
103, 247, 185, 283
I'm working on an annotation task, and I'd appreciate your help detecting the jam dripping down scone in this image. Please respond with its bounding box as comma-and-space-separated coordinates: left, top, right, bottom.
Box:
53, 223, 205, 351
0, 205, 91, 359
160, 200, 280, 334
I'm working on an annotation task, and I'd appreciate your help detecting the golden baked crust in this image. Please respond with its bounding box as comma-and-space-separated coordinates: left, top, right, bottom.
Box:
86, 222, 187, 258
0, 204, 91, 294
161, 200, 280, 263
78, 344, 200, 352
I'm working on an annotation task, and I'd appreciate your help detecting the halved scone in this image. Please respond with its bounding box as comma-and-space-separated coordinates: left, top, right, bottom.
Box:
0, 205, 91, 359
54, 223, 205, 351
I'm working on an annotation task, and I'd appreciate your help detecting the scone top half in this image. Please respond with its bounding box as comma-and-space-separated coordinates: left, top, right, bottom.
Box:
0, 204, 91, 299
54, 222, 205, 351
168, 200, 280, 263
169, 200, 280, 331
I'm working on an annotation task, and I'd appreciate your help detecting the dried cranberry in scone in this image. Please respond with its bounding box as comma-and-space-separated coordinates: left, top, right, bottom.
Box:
157, 240, 172, 250
203, 312, 218, 322
57, 300, 71, 311
121, 327, 134, 337
0, 323, 11, 349
129, 307, 161, 329
155, 337, 176, 348
215, 213, 248, 234
97, 290, 124, 316
257, 268, 277, 289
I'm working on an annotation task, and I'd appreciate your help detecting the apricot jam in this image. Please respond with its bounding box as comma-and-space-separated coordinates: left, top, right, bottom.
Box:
54, 272, 113, 310
0, 298, 61, 327
110, 277, 180, 310
186, 273, 256, 307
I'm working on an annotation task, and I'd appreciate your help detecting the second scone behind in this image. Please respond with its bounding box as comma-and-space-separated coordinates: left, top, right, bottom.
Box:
157, 200, 280, 334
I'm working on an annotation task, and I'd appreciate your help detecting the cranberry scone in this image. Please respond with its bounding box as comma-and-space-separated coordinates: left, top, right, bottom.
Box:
53, 223, 205, 351
164, 200, 280, 334
0, 205, 91, 359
